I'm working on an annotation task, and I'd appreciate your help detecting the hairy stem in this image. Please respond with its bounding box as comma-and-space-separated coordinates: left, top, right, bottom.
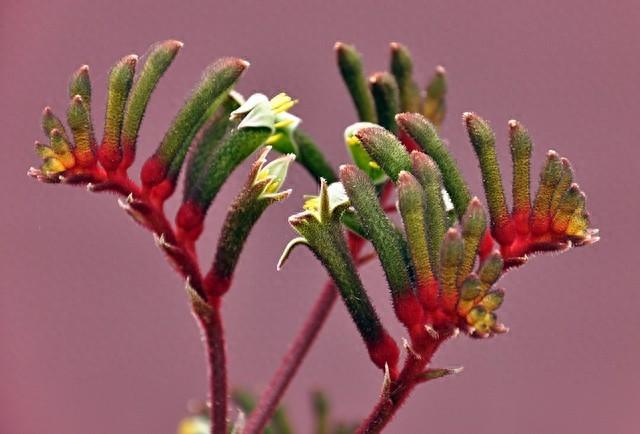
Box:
356, 338, 443, 434
202, 305, 227, 434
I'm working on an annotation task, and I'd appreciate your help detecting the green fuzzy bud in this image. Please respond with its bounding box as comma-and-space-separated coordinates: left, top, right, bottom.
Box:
549, 158, 574, 214
457, 274, 483, 316
369, 71, 400, 133
531, 151, 563, 234
335, 42, 377, 123
479, 289, 505, 312
466, 305, 487, 326
397, 171, 435, 289
478, 252, 504, 286
389, 42, 421, 112
340, 164, 412, 297
396, 112, 471, 218
552, 184, 585, 234
184, 94, 241, 196
422, 66, 447, 127
101, 54, 137, 165
121, 40, 182, 165
440, 228, 463, 312
187, 126, 272, 212
153, 57, 249, 168
458, 198, 487, 284
286, 180, 390, 354
508, 120, 532, 215
209, 148, 293, 291
67, 95, 96, 166
69, 65, 91, 106
42, 107, 70, 143
410, 151, 447, 274
354, 125, 411, 182
464, 112, 510, 229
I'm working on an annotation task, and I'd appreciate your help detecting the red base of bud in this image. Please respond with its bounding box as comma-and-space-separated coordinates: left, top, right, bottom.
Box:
478, 230, 494, 260
418, 280, 440, 312
492, 218, 516, 246
398, 130, 421, 153
176, 201, 205, 241
394, 294, 425, 329
97, 144, 122, 172
140, 155, 167, 188
513, 209, 531, 235
531, 215, 550, 236
119, 140, 136, 170
204, 271, 232, 297
366, 332, 400, 376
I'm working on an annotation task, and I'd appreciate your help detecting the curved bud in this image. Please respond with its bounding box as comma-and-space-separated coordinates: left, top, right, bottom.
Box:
458, 197, 488, 284
396, 112, 471, 217
389, 42, 420, 112
440, 228, 463, 312
99, 54, 137, 170
369, 71, 400, 133
423, 66, 447, 127
464, 112, 513, 244
335, 42, 377, 123
354, 125, 411, 181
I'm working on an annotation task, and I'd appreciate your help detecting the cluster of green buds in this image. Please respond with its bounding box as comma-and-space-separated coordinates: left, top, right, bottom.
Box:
280, 42, 597, 375
28, 40, 304, 303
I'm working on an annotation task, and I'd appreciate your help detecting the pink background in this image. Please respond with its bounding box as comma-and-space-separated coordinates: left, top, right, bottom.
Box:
2, 1, 639, 433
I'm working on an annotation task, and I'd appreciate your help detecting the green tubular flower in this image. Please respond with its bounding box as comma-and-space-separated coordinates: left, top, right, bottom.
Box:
205, 147, 294, 295
280, 179, 399, 371
177, 93, 299, 237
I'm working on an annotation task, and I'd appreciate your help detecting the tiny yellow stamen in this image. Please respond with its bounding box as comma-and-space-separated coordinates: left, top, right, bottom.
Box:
269, 93, 298, 114
346, 135, 360, 146
274, 118, 296, 129
369, 161, 381, 170
41, 157, 66, 175
265, 133, 284, 145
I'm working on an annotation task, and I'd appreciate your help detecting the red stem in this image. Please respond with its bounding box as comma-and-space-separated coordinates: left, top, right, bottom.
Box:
243, 279, 339, 434
355, 338, 442, 434
201, 303, 227, 434
67, 169, 226, 432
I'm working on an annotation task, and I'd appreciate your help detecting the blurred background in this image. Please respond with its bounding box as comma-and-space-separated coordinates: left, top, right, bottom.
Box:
1, 1, 638, 433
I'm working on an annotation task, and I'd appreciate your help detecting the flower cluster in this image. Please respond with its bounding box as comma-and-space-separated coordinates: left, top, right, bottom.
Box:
29, 39, 599, 434
280, 43, 597, 378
